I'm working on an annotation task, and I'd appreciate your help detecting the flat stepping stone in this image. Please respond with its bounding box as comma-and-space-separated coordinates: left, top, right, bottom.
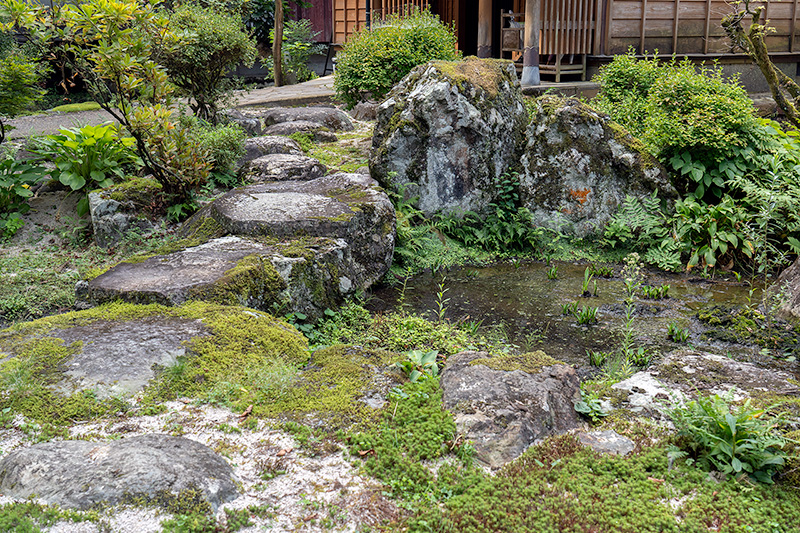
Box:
243, 153, 326, 183
190, 172, 395, 285
79, 236, 359, 318
263, 120, 338, 142
240, 135, 303, 168
262, 106, 354, 131
78, 174, 394, 318
0, 434, 238, 511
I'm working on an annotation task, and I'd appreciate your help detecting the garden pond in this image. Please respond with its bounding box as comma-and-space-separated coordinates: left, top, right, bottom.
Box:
368, 261, 800, 375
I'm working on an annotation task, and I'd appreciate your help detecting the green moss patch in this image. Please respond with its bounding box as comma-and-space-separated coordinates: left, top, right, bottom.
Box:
468, 350, 564, 373
411, 435, 800, 532
253, 345, 399, 428
1, 301, 308, 427
191, 254, 287, 308
432, 57, 513, 99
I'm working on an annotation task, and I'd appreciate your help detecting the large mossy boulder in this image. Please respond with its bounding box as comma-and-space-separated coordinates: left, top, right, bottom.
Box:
520, 96, 676, 237
370, 57, 528, 216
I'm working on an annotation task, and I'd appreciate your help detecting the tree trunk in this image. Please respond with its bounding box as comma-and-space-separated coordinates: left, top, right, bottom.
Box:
273, 0, 284, 87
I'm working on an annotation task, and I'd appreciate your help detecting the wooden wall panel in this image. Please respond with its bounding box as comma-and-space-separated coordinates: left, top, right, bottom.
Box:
333, 0, 367, 44
608, 0, 800, 55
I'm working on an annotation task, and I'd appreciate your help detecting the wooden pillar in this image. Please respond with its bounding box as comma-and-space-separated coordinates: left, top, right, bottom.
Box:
521, 0, 541, 85
477, 0, 492, 57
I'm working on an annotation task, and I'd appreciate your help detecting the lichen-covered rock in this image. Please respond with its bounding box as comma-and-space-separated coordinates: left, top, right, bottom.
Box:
775, 257, 800, 320
440, 350, 581, 469
0, 435, 238, 511
263, 120, 338, 142
239, 135, 303, 168
520, 96, 676, 237
78, 236, 358, 318
262, 106, 354, 132
370, 57, 528, 216
243, 153, 326, 182
220, 108, 262, 136
88, 178, 164, 248
611, 349, 799, 415
186, 173, 395, 289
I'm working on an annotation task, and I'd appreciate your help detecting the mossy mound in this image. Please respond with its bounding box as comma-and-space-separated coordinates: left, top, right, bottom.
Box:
0, 301, 307, 425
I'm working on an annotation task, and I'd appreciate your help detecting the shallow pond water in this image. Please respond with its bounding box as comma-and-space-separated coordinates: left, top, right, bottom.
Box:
367, 261, 798, 372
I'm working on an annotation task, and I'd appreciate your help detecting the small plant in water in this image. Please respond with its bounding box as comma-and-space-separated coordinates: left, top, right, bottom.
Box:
546, 264, 559, 280
435, 274, 450, 323
580, 266, 597, 297
589, 263, 614, 278
641, 284, 670, 299
395, 350, 439, 383
667, 321, 690, 343
562, 301, 579, 316
575, 305, 598, 325
587, 349, 610, 367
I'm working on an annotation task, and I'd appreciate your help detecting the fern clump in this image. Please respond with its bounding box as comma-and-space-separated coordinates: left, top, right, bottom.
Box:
604, 192, 682, 272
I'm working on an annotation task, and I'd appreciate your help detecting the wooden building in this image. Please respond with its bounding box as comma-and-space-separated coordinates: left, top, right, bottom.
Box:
315, 1, 800, 84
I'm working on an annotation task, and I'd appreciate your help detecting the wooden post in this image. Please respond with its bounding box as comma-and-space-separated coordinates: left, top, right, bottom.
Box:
639, 0, 647, 54
273, 0, 284, 87
521, 0, 541, 85
477, 0, 492, 57
673, 0, 680, 54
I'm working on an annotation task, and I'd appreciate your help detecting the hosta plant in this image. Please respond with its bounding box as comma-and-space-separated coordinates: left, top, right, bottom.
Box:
33, 124, 137, 216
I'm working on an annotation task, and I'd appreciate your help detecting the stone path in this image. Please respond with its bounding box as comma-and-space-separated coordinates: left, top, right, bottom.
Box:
6, 76, 336, 139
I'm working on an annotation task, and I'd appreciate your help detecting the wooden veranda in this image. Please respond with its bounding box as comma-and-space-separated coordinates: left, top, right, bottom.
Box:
326, 0, 800, 85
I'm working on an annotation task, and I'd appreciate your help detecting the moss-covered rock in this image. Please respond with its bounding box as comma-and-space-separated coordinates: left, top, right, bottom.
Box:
0, 301, 307, 421
370, 57, 529, 216
88, 178, 164, 249
519, 96, 676, 237
440, 350, 581, 469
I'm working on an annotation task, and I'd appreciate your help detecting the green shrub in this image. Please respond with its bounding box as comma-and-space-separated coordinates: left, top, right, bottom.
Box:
0, 157, 46, 239
268, 18, 325, 84
159, 2, 257, 122
32, 124, 138, 216
593, 52, 762, 200
193, 121, 247, 177
0, 42, 43, 145
667, 392, 790, 484
333, 8, 461, 108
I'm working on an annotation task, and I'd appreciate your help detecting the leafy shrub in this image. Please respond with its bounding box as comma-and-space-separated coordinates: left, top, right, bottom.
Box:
667, 392, 790, 484
590, 51, 661, 138
593, 52, 762, 200
268, 18, 325, 84
33, 124, 138, 216
334, 8, 460, 108
0, 156, 46, 239
159, 2, 257, 122
182, 116, 247, 177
